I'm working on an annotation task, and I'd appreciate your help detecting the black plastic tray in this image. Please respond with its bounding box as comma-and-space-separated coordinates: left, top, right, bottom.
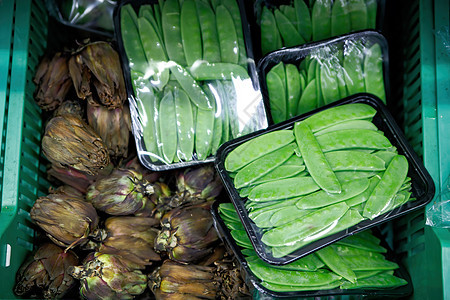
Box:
211, 198, 414, 299
113, 0, 264, 171
257, 30, 390, 126
214, 94, 435, 265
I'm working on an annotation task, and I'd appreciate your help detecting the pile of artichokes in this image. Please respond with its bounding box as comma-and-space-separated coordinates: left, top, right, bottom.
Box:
15, 40, 249, 300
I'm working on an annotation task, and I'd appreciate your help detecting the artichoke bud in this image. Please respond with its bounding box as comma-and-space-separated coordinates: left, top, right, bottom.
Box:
53, 99, 84, 118
86, 168, 155, 215
30, 193, 99, 250
177, 165, 223, 201
14, 243, 79, 299
123, 156, 161, 183
34, 52, 72, 111
69, 252, 147, 300
155, 201, 219, 263
42, 114, 110, 176
99, 216, 161, 266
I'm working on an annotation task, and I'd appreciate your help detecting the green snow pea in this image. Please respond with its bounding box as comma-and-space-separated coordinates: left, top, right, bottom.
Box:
234, 143, 296, 189
335, 234, 387, 253
325, 150, 386, 171
348, 0, 368, 31
297, 78, 318, 115
363, 155, 409, 220
386, 190, 412, 213
169, 64, 212, 110
286, 64, 301, 118
340, 271, 408, 289
250, 207, 285, 228
262, 280, 343, 292
154, 4, 163, 38
262, 202, 349, 247
303, 103, 376, 132
332, 245, 385, 259
373, 150, 397, 165
219, 202, 236, 213
139, 6, 164, 47
246, 198, 284, 212
331, 0, 351, 36
271, 61, 287, 91
245, 250, 324, 271
357, 229, 382, 244
296, 178, 369, 209
274, 9, 305, 47
239, 186, 253, 197
159, 90, 178, 163
231, 230, 253, 249
269, 205, 314, 227
295, 0, 312, 41
189, 62, 249, 80
213, 80, 230, 144
316, 129, 393, 152
248, 196, 300, 217
248, 176, 320, 202
210, 0, 220, 11
365, 0, 378, 29
221, 0, 247, 66
180, 0, 202, 66
196, 0, 221, 62
314, 119, 378, 136
219, 208, 240, 223
266, 70, 287, 124
354, 270, 386, 280
250, 164, 306, 187
223, 219, 245, 231
315, 59, 324, 107
216, 5, 239, 64
345, 176, 380, 206
295, 122, 341, 194
341, 255, 399, 272
335, 170, 380, 182
248, 260, 342, 286
221, 81, 241, 139
307, 58, 317, 83
260, 6, 282, 55
316, 246, 357, 283
280, 5, 297, 24
174, 87, 194, 161
195, 102, 215, 160
320, 62, 340, 105
204, 86, 222, 155
312, 0, 332, 41
299, 71, 307, 93
364, 43, 386, 103
343, 41, 366, 94
336, 61, 348, 98
162, 0, 187, 65
224, 130, 294, 172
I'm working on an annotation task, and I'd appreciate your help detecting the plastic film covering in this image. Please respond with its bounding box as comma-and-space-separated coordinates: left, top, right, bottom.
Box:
114, 0, 268, 171
214, 94, 435, 265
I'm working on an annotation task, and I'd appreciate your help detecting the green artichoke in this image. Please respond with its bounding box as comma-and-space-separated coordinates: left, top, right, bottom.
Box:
155, 201, 219, 263
99, 216, 161, 266
42, 114, 110, 176
14, 243, 79, 299
30, 192, 99, 249
69, 252, 147, 300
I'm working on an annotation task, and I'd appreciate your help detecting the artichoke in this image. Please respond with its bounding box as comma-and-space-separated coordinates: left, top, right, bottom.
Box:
99, 216, 161, 266
30, 192, 99, 249
87, 101, 131, 160
155, 201, 219, 263
86, 168, 154, 216
14, 243, 79, 299
69, 252, 147, 300
34, 52, 73, 111
42, 114, 110, 176
53, 99, 84, 118
176, 165, 223, 202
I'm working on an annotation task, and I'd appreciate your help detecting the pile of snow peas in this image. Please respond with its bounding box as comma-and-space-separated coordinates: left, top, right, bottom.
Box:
120, 0, 265, 165
259, 0, 378, 55
265, 39, 385, 124
224, 103, 414, 257
218, 203, 408, 293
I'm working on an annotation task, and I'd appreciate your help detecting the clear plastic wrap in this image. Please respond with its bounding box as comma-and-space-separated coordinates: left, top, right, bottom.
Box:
214, 94, 435, 265
258, 31, 388, 124
426, 175, 450, 227
114, 0, 268, 171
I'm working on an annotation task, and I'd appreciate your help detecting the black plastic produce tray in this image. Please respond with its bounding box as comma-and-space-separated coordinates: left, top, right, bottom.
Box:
113, 0, 265, 172
214, 94, 435, 265
257, 30, 390, 125
211, 198, 414, 299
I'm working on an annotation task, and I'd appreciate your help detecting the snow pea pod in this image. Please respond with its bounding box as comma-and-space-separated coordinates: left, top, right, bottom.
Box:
225, 130, 294, 172
365, 0, 378, 29
280, 5, 297, 24
159, 90, 178, 163
216, 5, 239, 64
269, 206, 314, 227
348, 0, 368, 31
335, 170, 380, 182
332, 244, 385, 259
260, 6, 282, 55
221, 0, 247, 66
331, 0, 351, 36
335, 234, 387, 253
196, 0, 221, 62
364, 43, 386, 103
354, 270, 386, 280
154, 3, 163, 37
286, 64, 301, 118
248, 260, 342, 286
162, 0, 187, 65
320, 62, 340, 105
373, 150, 397, 165
297, 78, 318, 115
234, 143, 296, 189
189, 62, 249, 80
296, 178, 369, 209
343, 41, 366, 95
195, 102, 215, 160
174, 87, 194, 161
306, 58, 317, 83
303, 103, 376, 132
250, 164, 306, 187
262, 202, 349, 247
219, 202, 236, 213
248, 176, 320, 202
315, 59, 324, 107
341, 271, 408, 289
266, 70, 287, 124
314, 119, 378, 136
245, 251, 324, 271
180, 0, 202, 66
363, 155, 409, 220
231, 230, 253, 249
204, 86, 222, 155
250, 207, 285, 228
325, 150, 386, 171
262, 280, 343, 292
295, 0, 312, 41
316, 129, 393, 152
295, 122, 341, 194
248, 197, 300, 217
223, 219, 245, 231
312, 0, 332, 41
345, 176, 380, 206
140, 6, 165, 48
274, 9, 305, 47
341, 255, 399, 272
316, 245, 357, 283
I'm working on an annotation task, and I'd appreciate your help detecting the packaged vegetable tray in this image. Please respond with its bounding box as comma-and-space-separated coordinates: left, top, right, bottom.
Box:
257, 30, 389, 125
214, 94, 435, 265
211, 199, 413, 299
114, 0, 268, 171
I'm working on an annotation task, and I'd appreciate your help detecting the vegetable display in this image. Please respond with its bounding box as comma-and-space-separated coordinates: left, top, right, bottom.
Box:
258, 0, 379, 55
217, 202, 409, 293
264, 37, 386, 124
119, 0, 267, 167
224, 103, 415, 258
